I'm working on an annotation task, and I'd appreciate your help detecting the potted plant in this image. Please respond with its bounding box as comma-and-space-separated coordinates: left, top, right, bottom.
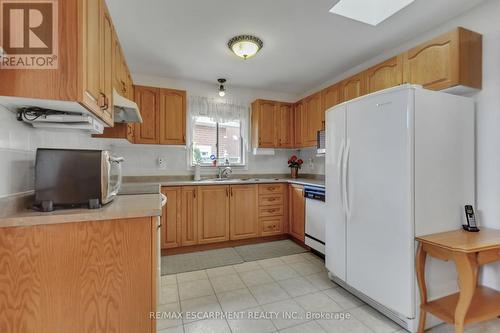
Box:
288, 155, 304, 179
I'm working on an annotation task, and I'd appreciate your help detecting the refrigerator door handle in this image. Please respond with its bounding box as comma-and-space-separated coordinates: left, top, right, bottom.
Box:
337, 139, 346, 214
343, 140, 351, 219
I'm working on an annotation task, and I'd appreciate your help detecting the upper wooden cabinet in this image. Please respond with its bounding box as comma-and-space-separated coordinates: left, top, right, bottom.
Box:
159, 89, 186, 145
161, 187, 181, 249
303, 92, 323, 147
197, 186, 230, 244
403, 27, 482, 91
365, 56, 404, 94
293, 101, 305, 148
133, 85, 186, 145
340, 73, 366, 102
230, 185, 259, 240
251, 100, 277, 148
275, 103, 295, 148
322, 83, 342, 113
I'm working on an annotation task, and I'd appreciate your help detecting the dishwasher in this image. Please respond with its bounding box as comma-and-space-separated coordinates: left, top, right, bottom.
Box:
304, 185, 326, 255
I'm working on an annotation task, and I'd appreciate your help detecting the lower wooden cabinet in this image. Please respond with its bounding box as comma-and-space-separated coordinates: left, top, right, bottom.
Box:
289, 184, 305, 242
230, 185, 259, 240
161, 187, 181, 249
181, 187, 198, 246
197, 186, 230, 244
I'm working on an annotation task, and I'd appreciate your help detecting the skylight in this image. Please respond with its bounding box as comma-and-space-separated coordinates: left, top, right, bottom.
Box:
329, 0, 416, 26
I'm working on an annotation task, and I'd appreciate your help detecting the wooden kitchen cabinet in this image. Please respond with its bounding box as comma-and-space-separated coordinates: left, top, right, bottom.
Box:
161, 187, 181, 249
134, 85, 161, 144
276, 103, 295, 148
159, 88, 186, 145
289, 184, 305, 242
251, 100, 277, 148
303, 92, 323, 147
340, 73, 366, 102
197, 186, 230, 244
181, 187, 198, 246
229, 185, 259, 240
322, 83, 342, 114
403, 27, 482, 91
294, 101, 306, 148
365, 56, 404, 94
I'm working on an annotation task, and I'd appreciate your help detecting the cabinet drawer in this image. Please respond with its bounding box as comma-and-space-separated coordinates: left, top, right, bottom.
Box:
260, 217, 283, 236
259, 205, 283, 217
259, 194, 283, 206
258, 184, 284, 195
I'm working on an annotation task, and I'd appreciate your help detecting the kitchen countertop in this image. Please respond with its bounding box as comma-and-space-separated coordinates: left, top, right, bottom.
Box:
123, 175, 325, 188
0, 193, 162, 228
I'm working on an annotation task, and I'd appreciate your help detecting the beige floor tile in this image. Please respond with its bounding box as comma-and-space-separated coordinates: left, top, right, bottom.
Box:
278, 276, 319, 297
279, 321, 327, 333
264, 264, 300, 281
177, 270, 208, 283
226, 306, 277, 333
184, 318, 231, 333
210, 273, 246, 293
294, 291, 343, 313
249, 282, 290, 305
288, 261, 325, 276
323, 288, 364, 310
261, 298, 309, 330
206, 265, 237, 278
178, 279, 214, 301
257, 257, 286, 268
160, 284, 180, 304
239, 269, 274, 287
280, 253, 310, 264
317, 315, 372, 333
233, 261, 261, 273
304, 272, 338, 290
217, 288, 259, 312
156, 302, 182, 330
180, 295, 222, 324
351, 305, 401, 333
161, 274, 178, 286
157, 326, 184, 333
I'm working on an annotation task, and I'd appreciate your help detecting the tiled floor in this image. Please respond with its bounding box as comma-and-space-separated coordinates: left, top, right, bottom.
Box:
157, 252, 500, 333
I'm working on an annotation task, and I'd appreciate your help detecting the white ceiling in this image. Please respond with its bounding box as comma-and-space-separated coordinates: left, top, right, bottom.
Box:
106, 0, 485, 95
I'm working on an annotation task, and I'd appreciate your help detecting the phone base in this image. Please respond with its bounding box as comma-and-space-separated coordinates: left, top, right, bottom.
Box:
462, 225, 480, 232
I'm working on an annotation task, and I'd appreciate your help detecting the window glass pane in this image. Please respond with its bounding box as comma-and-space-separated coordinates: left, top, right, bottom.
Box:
218, 120, 242, 165
192, 116, 217, 165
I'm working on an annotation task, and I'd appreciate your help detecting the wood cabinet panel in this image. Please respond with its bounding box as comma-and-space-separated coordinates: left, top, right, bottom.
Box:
251, 100, 277, 148
230, 185, 259, 240
260, 217, 283, 236
258, 184, 285, 195
322, 83, 341, 116
365, 56, 403, 94
134, 85, 160, 144
340, 73, 366, 103
294, 101, 305, 148
161, 187, 181, 249
197, 186, 230, 244
304, 92, 322, 147
289, 184, 305, 242
276, 103, 294, 148
259, 194, 284, 206
259, 205, 284, 218
181, 187, 198, 246
100, 7, 114, 125
0, 217, 157, 333
159, 89, 186, 145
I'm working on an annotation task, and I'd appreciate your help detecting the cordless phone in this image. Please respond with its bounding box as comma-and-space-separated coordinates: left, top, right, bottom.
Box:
463, 205, 480, 232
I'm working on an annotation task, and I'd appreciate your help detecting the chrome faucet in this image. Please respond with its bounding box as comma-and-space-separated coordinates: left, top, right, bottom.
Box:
218, 166, 232, 180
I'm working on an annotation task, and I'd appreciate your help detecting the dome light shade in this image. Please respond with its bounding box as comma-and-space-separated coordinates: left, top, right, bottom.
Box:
228, 35, 263, 60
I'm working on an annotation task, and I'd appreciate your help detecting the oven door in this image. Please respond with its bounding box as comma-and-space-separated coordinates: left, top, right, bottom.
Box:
101, 151, 124, 204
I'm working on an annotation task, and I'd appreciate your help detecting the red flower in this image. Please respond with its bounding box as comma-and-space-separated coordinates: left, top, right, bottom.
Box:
297, 159, 304, 165
290, 155, 298, 162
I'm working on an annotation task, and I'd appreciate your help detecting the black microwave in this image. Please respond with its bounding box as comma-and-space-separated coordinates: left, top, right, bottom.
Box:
34, 149, 124, 212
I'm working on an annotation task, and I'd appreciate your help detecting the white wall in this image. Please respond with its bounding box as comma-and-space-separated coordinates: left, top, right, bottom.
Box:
0, 106, 110, 198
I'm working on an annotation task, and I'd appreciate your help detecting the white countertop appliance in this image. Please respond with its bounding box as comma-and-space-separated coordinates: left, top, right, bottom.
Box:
304, 185, 326, 255
325, 85, 474, 332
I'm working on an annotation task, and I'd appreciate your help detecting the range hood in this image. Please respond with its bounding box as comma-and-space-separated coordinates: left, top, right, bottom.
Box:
113, 89, 142, 123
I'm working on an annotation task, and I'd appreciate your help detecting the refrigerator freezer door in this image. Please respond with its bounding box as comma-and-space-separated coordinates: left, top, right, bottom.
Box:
346, 88, 415, 318
325, 105, 347, 281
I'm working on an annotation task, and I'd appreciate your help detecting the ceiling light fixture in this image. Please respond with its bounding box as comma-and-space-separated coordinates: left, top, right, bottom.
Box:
218, 78, 226, 97
228, 35, 263, 60
329, 0, 416, 26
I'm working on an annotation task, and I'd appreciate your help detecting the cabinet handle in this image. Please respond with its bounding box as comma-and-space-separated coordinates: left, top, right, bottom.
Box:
104, 96, 109, 111
226, 188, 229, 197
193, 190, 196, 199
268, 198, 276, 202
268, 187, 276, 191
98, 92, 106, 108
268, 209, 276, 213
230, 188, 233, 196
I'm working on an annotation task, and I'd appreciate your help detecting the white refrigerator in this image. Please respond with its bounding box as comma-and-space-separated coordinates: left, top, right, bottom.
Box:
325, 85, 475, 332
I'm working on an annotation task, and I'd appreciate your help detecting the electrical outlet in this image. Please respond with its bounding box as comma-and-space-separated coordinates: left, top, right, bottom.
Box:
158, 157, 167, 170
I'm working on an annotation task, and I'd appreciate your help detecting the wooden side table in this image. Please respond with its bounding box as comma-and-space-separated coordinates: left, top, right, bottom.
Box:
416, 228, 500, 333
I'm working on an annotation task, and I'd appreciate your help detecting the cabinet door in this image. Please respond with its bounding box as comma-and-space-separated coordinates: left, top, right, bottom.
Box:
304, 93, 322, 147
256, 101, 277, 148
294, 101, 305, 148
322, 84, 341, 114
161, 187, 181, 249
100, 7, 114, 126
230, 185, 259, 240
340, 73, 366, 102
276, 103, 294, 148
134, 86, 160, 144
82, 0, 103, 116
113, 34, 126, 95
365, 56, 403, 94
197, 186, 230, 244
159, 89, 186, 145
181, 187, 198, 246
289, 184, 305, 242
